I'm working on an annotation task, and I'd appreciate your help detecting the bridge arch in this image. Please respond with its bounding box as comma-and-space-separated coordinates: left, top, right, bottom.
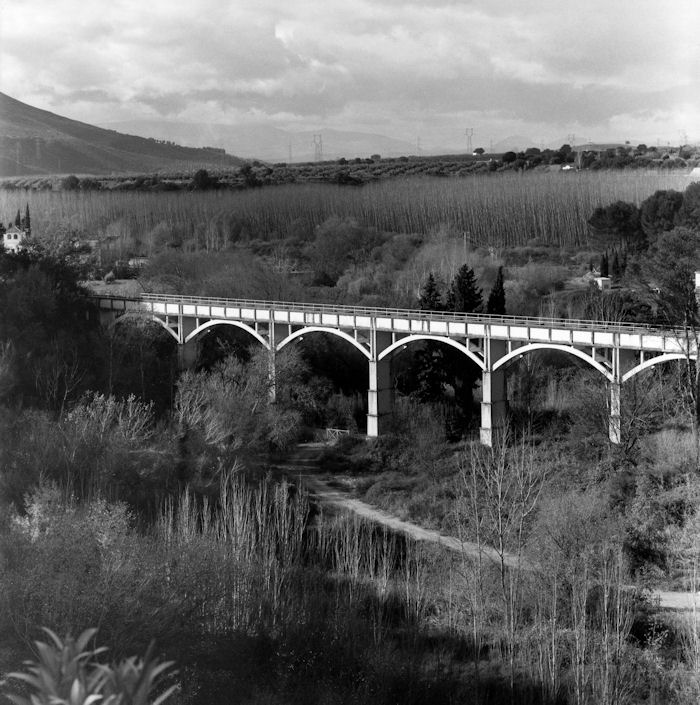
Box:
110, 313, 181, 343
492, 343, 614, 381
622, 352, 687, 383
277, 327, 371, 360
377, 335, 485, 369
184, 320, 270, 350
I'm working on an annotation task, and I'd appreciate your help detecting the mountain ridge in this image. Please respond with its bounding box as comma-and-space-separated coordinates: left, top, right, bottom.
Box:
0, 92, 244, 176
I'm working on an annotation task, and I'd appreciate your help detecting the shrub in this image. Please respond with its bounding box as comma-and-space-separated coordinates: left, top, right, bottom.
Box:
1, 627, 177, 705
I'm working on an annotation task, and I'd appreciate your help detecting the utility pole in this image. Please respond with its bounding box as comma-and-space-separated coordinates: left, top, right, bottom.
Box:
313, 134, 323, 162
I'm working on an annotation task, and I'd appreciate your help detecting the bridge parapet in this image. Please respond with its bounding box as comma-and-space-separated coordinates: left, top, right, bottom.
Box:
94, 292, 688, 354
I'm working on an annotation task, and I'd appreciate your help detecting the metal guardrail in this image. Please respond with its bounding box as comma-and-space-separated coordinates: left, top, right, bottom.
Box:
90, 291, 675, 337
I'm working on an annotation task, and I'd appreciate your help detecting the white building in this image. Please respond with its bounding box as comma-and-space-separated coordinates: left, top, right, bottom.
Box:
2, 225, 28, 253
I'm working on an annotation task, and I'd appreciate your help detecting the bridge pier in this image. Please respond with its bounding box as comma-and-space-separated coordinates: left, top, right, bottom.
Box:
177, 340, 199, 371
367, 359, 393, 436
480, 338, 508, 446
177, 315, 199, 371
609, 382, 621, 444
480, 368, 508, 446
608, 347, 637, 444
367, 331, 393, 437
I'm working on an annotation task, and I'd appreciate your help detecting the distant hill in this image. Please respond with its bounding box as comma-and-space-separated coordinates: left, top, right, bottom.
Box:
0, 93, 244, 176
102, 120, 420, 162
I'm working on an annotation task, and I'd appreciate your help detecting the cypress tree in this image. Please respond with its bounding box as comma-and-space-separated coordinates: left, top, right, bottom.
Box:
611, 251, 621, 279
486, 266, 506, 315
14, 209, 21, 227
449, 264, 483, 313
418, 272, 443, 311
22, 203, 30, 234
599, 252, 609, 277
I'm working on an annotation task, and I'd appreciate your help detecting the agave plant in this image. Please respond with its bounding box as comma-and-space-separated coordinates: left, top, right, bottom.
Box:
1, 628, 177, 705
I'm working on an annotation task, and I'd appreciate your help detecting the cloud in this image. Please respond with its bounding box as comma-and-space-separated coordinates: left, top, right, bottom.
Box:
1, 0, 698, 145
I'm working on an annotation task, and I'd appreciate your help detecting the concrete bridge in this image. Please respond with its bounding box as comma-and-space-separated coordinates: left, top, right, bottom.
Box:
94, 293, 696, 445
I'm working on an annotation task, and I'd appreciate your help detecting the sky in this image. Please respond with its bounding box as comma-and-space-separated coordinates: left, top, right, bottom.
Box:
1, 0, 699, 152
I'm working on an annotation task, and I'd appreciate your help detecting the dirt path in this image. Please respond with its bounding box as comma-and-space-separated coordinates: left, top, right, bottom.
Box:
273, 443, 519, 568
272, 443, 697, 611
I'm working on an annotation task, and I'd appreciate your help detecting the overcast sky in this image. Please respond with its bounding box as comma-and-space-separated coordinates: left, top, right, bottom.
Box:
2, 0, 699, 150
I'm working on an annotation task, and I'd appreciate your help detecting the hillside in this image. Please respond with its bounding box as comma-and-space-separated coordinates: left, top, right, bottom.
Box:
0, 93, 244, 176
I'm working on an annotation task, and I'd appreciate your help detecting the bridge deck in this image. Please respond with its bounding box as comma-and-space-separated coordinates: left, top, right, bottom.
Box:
93, 292, 689, 355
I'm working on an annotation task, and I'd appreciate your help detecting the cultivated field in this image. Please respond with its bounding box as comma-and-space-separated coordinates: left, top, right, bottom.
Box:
1, 170, 691, 248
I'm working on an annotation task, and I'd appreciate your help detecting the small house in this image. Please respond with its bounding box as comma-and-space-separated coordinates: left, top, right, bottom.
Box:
594, 276, 612, 291
2, 225, 28, 253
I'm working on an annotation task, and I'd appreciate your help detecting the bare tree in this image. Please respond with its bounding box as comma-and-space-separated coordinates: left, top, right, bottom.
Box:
458, 432, 549, 696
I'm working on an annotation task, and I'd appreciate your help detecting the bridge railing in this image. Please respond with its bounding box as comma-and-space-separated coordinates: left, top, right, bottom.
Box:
91, 292, 676, 336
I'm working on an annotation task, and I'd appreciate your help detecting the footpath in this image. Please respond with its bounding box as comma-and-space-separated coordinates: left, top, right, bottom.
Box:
271, 443, 698, 612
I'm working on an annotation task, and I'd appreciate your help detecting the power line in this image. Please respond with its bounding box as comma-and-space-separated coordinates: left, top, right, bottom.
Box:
313, 134, 323, 162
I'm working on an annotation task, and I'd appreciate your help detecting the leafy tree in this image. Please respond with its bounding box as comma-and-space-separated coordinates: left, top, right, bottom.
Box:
189, 168, 217, 190
473, 147, 485, 155
239, 164, 260, 188
448, 264, 483, 313
486, 266, 506, 315
588, 201, 644, 251
61, 175, 80, 191
306, 217, 382, 286
0, 247, 100, 409
677, 182, 700, 230
643, 226, 700, 326
640, 189, 684, 238
418, 272, 444, 311
502, 151, 517, 164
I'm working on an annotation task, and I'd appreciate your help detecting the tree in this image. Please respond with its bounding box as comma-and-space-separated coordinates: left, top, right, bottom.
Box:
643, 227, 700, 452
189, 168, 216, 190
599, 252, 609, 277
473, 147, 485, 155
486, 266, 506, 315
21, 203, 30, 235
448, 264, 482, 313
588, 201, 644, 251
643, 227, 700, 326
458, 436, 549, 696
611, 251, 621, 279
61, 175, 80, 191
239, 164, 260, 188
640, 189, 684, 238
502, 151, 517, 164
418, 272, 443, 311
677, 182, 700, 230
14, 209, 21, 227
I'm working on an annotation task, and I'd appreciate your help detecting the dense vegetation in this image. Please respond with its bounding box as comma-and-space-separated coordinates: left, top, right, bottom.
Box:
3, 170, 700, 703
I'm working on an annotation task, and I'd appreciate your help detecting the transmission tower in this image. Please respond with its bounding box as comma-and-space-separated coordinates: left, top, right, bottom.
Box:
416, 136, 421, 154
465, 128, 474, 153
313, 134, 323, 162
288, 142, 293, 164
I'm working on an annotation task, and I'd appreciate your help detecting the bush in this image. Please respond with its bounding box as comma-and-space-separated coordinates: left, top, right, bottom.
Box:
2, 627, 177, 705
